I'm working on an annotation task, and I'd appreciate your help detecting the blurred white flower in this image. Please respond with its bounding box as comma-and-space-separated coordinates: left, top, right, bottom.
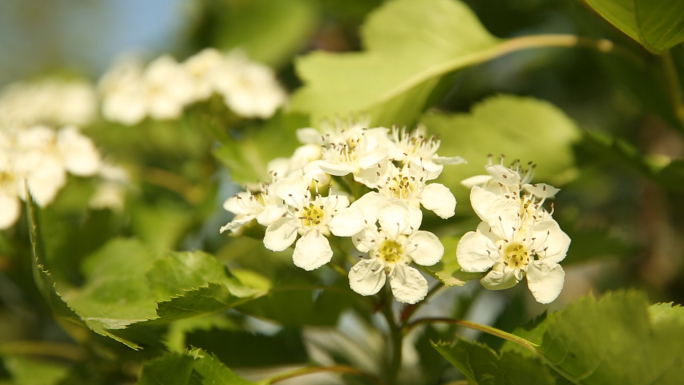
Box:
99, 57, 148, 125
183, 48, 227, 101
214, 51, 287, 119
0, 79, 97, 127
89, 163, 129, 211
347, 202, 443, 303
0, 130, 19, 229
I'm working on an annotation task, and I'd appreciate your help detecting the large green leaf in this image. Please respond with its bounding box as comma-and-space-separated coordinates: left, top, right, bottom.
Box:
291, 0, 501, 125
2, 356, 71, 385
138, 348, 255, 385
585, 0, 684, 54
422, 95, 580, 204
503, 291, 684, 384
59, 239, 258, 348
432, 338, 555, 385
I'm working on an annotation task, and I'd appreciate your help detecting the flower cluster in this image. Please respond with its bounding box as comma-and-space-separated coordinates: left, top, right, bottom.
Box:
221, 119, 465, 303
99, 48, 287, 125
456, 158, 570, 303
0, 79, 97, 127
0, 124, 106, 229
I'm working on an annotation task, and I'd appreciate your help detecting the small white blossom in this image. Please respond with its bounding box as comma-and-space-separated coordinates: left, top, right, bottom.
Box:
347, 202, 444, 303
262, 176, 351, 271
388, 126, 465, 180
457, 186, 570, 303
220, 179, 286, 235
462, 157, 559, 199
376, 163, 456, 220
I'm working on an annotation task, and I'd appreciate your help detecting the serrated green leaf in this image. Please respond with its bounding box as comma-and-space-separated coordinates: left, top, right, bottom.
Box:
165, 314, 236, 352
291, 0, 501, 125
422, 95, 580, 203
138, 348, 255, 385
213, 112, 309, 184
585, 0, 684, 54
432, 338, 555, 385
426, 236, 481, 286
57, 239, 258, 348
511, 291, 684, 385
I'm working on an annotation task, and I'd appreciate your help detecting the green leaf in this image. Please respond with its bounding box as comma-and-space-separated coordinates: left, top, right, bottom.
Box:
138, 348, 255, 385
432, 338, 555, 385
422, 95, 580, 203
508, 291, 684, 384
208, 0, 318, 67
61, 240, 258, 348
2, 356, 70, 385
585, 0, 684, 54
291, 0, 500, 125
426, 236, 481, 286
213, 112, 309, 184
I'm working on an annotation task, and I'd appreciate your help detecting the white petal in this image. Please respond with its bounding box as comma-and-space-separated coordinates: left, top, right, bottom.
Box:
263, 217, 297, 251
0, 194, 20, 229
223, 192, 255, 215
293, 231, 333, 271
58, 127, 101, 176
352, 227, 377, 253
256, 204, 286, 226
481, 263, 520, 290
219, 217, 253, 233
349, 259, 386, 296
461, 174, 492, 188
407, 205, 423, 232
319, 161, 355, 176
329, 207, 366, 237
26, 161, 66, 207
407, 231, 444, 266
420, 183, 456, 219
349, 192, 385, 224
456, 229, 498, 272
526, 262, 565, 304
390, 265, 428, 304
434, 155, 466, 165
357, 150, 386, 170
531, 218, 571, 264
485, 164, 520, 185
377, 201, 411, 234
416, 161, 443, 180
296, 128, 322, 144
274, 177, 309, 202
524, 183, 560, 198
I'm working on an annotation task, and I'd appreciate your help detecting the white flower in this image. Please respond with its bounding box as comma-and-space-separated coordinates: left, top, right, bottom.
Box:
214, 51, 287, 119
462, 158, 559, 199
99, 57, 148, 125
220, 180, 286, 235
262, 177, 351, 271
0, 131, 19, 229
347, 202, 444, 304
143, 55, 195, 120
0, 79, 96, 127
183, 48, 226, 101
456, 189, 570, 304
89, 163, 129, 211
388, 126, 465, 180
376, 163, 456, 219
13, 125, 101, 207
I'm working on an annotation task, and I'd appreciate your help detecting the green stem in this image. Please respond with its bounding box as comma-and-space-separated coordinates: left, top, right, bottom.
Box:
0, 341, 86, 362
379, 286, 403, 384
263, 365, 384, 385
661, 50, 684, 129
404, 317, 538, 353
399, 281, 444, 326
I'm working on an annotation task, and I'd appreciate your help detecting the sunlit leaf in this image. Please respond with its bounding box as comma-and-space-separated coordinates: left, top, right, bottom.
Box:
2, 356, 70, 385
422, 95, 580, 203
291, 0, 500, 125
585, 0, 684, 54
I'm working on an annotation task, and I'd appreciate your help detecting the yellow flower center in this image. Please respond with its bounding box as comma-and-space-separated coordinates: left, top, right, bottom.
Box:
378, 240, 403, 263
503, 242, 529, 269
300, 203, 325, 228
388, 175, 415, 200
